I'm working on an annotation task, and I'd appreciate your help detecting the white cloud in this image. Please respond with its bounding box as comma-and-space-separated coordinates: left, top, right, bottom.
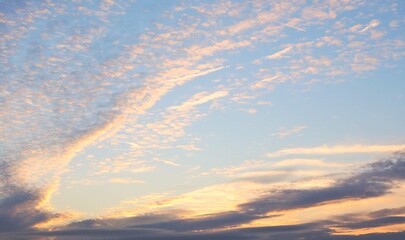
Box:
273, 158, 348, 168
359, 19, 380, 33
266, 46, 293, 59
251, 74, 284, 89
171, 90, 228, 111
272, 126, 307, 138
267, 144, 405, 157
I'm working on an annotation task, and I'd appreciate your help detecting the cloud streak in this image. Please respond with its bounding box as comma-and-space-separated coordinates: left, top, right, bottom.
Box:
272, 126, 307, 138
359, 20, 380, 33
266, 46, 293, 59
267, 144, 405, 157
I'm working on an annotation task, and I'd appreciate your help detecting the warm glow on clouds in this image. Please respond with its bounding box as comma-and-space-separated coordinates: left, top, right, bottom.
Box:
172, 91, 229, 112
1, 0, 404, 239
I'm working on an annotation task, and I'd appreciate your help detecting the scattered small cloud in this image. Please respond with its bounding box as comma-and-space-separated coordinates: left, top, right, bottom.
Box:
272, 126, 307, 138
1, 1, 404, 239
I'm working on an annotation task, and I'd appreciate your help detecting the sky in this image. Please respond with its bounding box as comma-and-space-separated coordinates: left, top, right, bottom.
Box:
1, 0, 405, 239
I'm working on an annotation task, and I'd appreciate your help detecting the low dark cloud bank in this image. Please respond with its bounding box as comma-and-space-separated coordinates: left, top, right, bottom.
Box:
1, 152, 404, 239
0, 162, 63, 234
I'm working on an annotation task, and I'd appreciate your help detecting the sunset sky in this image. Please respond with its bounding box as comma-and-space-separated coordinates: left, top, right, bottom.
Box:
1, 0, 405, 239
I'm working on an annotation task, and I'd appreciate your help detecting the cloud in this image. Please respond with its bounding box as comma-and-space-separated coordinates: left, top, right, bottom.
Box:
165, 66, 226, 85
266, 46, 293, 59
95, 157, 155, 175
2, 0, 229, 203
2, 0, 405, 239
1, 153, 404, 239
0, 186, 67, 233
186, 40, 251, 60
340, 216, 405, 230
3, 225, 405, 240
327, 205, 405, 235
153, 158, 181, 167
109, 178, 145, 184
203, 157, 347, 185
241, 152, 405, 215
1, 6, 228, 224
171, 91, 228, 112
368, 206, 405, 218
273, 158, 347, 168
272, 126, 307, 138
351, 54, 379, 72
251, 74, 285, 89
359, 19, 380, 33
349, 24, 363, 32
278, 19, 306, 32
302, 7, 336, 20
115, 89, 228, 167
0, 162, 70, 233
267, 144, 405, 157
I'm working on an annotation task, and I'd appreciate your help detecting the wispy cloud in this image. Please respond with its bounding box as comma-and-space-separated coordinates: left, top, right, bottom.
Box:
301, 5, 336, 20
266, 46, 293, 60
153, 158, 181, 167
272, 126, 307, 138
273, 158, 348, 168
267, 144, 405, 157
109, 178, 145, 184
279, 21, 306, 32
251, 74, 285, 89
359, 19, 380, 33
171, 91, 228, 112
165, 66, 226, 85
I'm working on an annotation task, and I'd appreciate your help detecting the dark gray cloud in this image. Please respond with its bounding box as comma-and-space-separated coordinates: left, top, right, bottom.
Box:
368, 206, 405, 218
126, 211, 267, 231
62, 211, 270, 233
329, 204, 405, 230
0, 161, 62, 233
240, 152, 405, 215
340, 216, 405, 229
2, 225, 405, 240
0, 187, 61, 233
327, 232, 405, 240
1, 153, 404, 239
109, 152, 404, 233
0, 222, 329, 240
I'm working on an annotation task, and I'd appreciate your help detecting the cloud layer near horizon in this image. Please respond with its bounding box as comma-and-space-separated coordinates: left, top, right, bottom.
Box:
1, 152, 405, 239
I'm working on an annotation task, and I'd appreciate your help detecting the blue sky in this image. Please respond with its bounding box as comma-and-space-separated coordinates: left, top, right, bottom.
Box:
1, 0, 405, 239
